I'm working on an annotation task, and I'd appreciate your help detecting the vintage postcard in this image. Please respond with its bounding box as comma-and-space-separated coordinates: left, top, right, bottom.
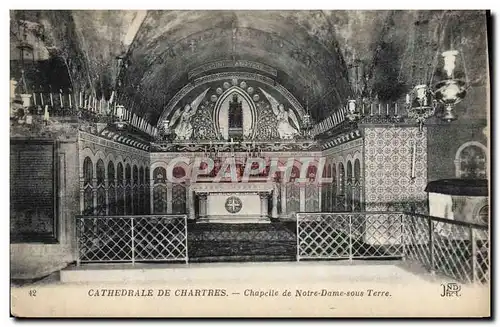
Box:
9, 9, 490, 318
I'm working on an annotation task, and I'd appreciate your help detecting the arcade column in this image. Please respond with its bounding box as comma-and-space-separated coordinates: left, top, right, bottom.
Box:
198, 192, 208, 218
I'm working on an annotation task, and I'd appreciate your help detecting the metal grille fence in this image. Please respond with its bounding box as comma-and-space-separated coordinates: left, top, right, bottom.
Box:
296, 212, 405, 260
404, 212, 489, 284
296, 211, 489, 284
76, 215, 188, 264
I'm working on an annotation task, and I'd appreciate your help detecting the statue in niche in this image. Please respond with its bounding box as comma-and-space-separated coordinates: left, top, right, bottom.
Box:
169, 88, 210, 140
228, 93, 243, 129
260, 88, 300, 139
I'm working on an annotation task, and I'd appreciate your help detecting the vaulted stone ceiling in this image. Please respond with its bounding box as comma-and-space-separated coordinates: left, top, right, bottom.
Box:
10, 10, 489, 125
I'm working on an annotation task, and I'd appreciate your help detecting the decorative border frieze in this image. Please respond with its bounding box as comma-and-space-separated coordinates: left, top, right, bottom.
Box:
190, 182, 274, 193
188, 60, 278, 80
79, 132, 150, 159
321, 130, 362, 152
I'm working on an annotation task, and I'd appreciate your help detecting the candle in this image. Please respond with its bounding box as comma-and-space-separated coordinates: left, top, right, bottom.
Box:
69, 93, 72, 108
43, 105, 49, 121
406, 93, 410, 104
79, 92, 82, 107
33, 93, 36, 106
361, 103, 365, 115
395, 103, 398, 115
84, 99, 88, 109
59, 90, 63, 108
378, 103, 381, 115
370, 103, 373, 116
40, 93, 44, 106
50, 93, 54, 107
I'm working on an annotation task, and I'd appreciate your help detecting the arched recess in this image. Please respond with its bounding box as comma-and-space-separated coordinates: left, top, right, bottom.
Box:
158, 72, 307, 130
153, 166, 168, 214
353, 159, 361, 211
82, 156, 94, 215
116, 162, 125, 215
96, 159, 106, 216
338, 162, 346, 211
213, 86, 258, 140
454, 141, 488, 179
346, 160, 353, 212
108, 161, 116, 215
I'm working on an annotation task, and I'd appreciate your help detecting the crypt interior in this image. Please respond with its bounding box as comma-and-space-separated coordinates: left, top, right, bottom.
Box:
9, 10, 489, 283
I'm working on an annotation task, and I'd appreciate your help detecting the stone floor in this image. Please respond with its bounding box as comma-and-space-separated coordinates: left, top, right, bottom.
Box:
44, 260, 452, 284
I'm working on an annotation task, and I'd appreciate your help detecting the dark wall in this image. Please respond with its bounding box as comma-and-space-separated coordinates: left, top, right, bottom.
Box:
427, 120, 487, 182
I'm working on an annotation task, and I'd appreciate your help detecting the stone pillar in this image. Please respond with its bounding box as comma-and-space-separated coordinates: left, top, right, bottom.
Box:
149, 179, 154, 214
166, 183, 173, 214
272, 184, 278, 219
199, 193, 208, 218
259, 192, 268, 217
299, 184, 306, 212
92, 178, 98, 215
280, 182, 287, 217
188, 186, 196, 220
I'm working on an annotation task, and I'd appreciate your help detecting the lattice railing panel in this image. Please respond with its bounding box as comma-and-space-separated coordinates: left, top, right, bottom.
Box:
297, 212, 404, 260
76, 215, 188, 264
403, 214, 430, 268
134, 216, 188, 261
351, 213, 404, 258
297, 213, 350, 259
77, 217, 132, 262
403, 212, 489, 284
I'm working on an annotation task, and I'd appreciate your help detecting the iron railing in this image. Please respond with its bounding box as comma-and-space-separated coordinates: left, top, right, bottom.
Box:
296, 211, 489, 284
76, 214, 188, 264
404, 212, 489, 284
296, 212, 405, 261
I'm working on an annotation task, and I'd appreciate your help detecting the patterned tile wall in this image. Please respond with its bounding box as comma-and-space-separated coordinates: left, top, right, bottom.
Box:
364, 127, 428, 213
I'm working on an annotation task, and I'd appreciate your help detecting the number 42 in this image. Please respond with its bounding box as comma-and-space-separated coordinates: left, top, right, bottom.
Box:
29, 290, 36, 297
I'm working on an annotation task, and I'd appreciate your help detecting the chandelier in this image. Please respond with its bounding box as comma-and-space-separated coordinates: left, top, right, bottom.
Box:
433, 50, 468, 122
403, 11, 469, 130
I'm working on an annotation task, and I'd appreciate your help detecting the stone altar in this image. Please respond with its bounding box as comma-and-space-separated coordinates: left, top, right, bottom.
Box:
189, 182, 277, 223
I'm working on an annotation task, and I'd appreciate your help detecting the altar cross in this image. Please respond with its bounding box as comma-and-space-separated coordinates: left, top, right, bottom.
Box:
227, 198, 242, 211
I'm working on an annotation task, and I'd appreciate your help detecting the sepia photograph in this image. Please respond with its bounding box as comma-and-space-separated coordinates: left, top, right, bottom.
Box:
7, 8, 491, 318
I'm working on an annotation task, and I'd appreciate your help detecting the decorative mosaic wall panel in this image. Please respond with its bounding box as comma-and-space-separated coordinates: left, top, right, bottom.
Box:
153, 185, 168, 214
305, 184, 320, 212
286, 183, 300, 214
172, 184, 187, 214
363, 127, 428, 213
